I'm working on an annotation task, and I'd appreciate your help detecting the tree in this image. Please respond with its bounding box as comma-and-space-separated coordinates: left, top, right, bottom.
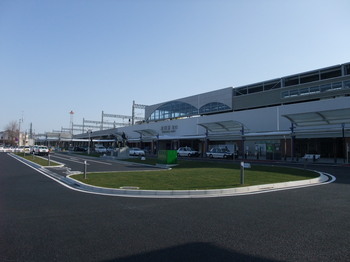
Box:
4, 120, 19, 146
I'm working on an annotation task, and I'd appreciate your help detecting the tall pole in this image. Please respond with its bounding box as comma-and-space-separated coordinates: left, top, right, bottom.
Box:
241, 126, 245, 159
342, 123, 346, 163
290, 123, 295, 161
132, 101, 135, 125
69, 110, 74, 135
101, 111, 104, 130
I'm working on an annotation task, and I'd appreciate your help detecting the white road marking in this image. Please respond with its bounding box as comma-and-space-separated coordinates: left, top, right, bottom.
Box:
50, 154, 112, 165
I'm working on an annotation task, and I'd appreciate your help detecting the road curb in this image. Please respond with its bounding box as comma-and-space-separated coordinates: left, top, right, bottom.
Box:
64, 171, 334, 198
9, 153, 335, 198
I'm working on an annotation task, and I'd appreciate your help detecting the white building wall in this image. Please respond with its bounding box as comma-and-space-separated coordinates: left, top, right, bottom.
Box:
124, 96, 350, 139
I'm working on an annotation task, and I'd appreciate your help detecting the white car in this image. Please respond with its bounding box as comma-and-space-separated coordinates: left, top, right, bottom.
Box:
33, 146, 49, 156
129, 148, 145, 156
177, 147, 199, 157
23, 146, 31, 154
94, 145, 107, 153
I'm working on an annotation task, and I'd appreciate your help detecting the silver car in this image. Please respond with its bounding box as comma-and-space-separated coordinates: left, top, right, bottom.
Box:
206, 147, 233, 159
177, 147, 199, 157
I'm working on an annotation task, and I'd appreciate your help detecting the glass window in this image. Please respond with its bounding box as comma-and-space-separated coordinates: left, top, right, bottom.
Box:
344, 64, 350, 75
264, 81, 281, 90
320, 84, 331, 92
331, 82, 342, 90
284, 77, 299, 87
344, 80, 350, 89
281, 91, 289, 98
248, 85, 263, 94
300, 73, 319, 84
199, 102, 231, 114
320, 67, 342, 80
234, 88, 247, 96
309, 86, 320, 93
299, 88, 309, 95
290, 89, 299, 97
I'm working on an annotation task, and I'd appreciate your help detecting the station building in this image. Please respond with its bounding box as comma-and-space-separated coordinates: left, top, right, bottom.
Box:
70, 62, 350, 161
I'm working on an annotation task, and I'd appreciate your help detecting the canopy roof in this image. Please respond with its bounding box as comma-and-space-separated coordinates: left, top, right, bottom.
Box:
282, 108, 350, 127
198, 120, 246, 132
134, 129, 159, 137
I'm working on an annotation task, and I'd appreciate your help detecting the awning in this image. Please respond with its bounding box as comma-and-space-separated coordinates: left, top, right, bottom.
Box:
134, 129, 159, 137
158, 135, 206, 140
283, 108, 350, 127
198, 120, 247, 132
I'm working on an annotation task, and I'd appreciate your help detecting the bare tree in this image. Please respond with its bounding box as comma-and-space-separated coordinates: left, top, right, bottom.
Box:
5, 120, 19, 146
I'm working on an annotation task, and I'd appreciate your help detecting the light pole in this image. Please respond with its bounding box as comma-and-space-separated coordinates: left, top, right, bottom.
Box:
88, 129, 92, 155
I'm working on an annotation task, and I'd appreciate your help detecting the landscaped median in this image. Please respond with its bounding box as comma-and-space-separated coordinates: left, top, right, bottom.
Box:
70, 159, 320, 191
12, 153, 63, 167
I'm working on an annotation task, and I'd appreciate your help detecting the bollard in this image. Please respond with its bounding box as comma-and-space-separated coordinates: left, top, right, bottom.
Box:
48, 154, 51, 166
240, 162, 244, 185
84, 160, 87, 179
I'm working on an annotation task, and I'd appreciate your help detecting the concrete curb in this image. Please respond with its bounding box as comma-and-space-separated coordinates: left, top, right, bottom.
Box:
64, 171, 334, 198
9, 153, 65, 168
9, 153, 335, 198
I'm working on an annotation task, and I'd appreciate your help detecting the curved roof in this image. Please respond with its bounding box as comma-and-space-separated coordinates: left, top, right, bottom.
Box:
134, 129, 159, 137
198, 120, 247, 132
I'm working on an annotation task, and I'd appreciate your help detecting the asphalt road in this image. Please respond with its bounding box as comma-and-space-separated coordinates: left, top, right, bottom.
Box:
47, 153, 162, 174
0, 153, 349, 262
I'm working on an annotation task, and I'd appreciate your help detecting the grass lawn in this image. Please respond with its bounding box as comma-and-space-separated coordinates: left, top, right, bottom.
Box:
72, 160, 318, 190
14, 153, 60, 167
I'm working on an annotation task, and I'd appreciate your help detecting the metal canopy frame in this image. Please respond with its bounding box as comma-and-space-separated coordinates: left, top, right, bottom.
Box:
282, 108, 350, 127
198, 120, 247, 133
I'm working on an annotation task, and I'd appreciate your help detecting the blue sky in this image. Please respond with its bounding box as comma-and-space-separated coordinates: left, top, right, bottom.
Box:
1, 0, 350, 134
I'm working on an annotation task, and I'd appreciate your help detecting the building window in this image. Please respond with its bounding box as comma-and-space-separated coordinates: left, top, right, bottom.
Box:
199, 102, 231, 114
264, 81, 281, 90
331, 82, 342, 90
320, 84, 331, 92
344, 80, 350, 89
320, 67, 342, 80
234, 88, 247, 96
300, 72, 319, 84
344, 64, 350, 75
284, 76, 299, 87
248, 85, 263, 94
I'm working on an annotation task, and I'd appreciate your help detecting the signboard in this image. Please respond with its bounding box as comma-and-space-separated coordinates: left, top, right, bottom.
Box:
240, 162, 251, 168
161, 125, 178, 134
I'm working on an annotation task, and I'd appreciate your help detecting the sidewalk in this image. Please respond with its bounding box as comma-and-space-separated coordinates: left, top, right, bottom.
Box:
234, 155, 350, 166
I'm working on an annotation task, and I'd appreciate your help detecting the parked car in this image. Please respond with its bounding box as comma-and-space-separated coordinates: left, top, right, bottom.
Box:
129, 147, 145, 156
106, 147, 116, 153
3, 146, 14, 152
74, 146, 87, 152
94, 145, 107, 153
33, 145, 49, 156
177, 147, 199, 157
16, 146, 24, 153
23, 146, 31, 154
206, 147, 233, 159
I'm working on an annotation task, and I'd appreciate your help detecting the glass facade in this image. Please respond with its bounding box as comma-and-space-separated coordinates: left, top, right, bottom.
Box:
149, 101, 198, 121
148, 101, 231, 121
281, 80, 350, 98
234, 63, 350, 97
